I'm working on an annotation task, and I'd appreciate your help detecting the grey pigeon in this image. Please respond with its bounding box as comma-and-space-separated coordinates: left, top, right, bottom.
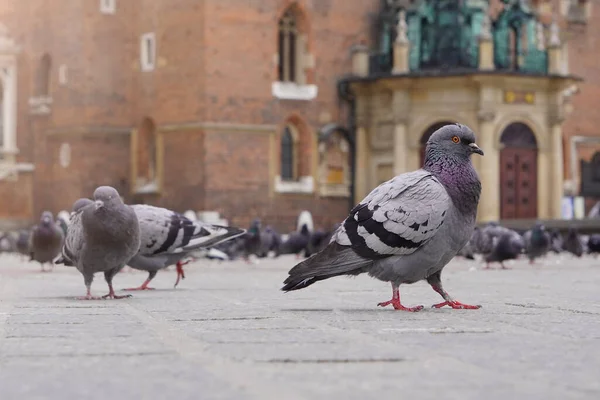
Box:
124, 204, 245, 290
58, 187, 141, 300
282, 124, 484, 311
563, 227, 584, 257
242, 219, 262, 262
279, 224, 311, 257
15, 230, 30, 258
257, 226, 281, 258
484, 230, 524, 269
587, 234, 600, 257
471, 223, 515, 267
523, 222, 551, 264
29, 211, 65, 272
306, 226, 336, 258
549, 229, 563, 254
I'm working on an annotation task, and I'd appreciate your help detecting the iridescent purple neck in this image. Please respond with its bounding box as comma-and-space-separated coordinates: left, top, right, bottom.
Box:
424, 153, 481, 216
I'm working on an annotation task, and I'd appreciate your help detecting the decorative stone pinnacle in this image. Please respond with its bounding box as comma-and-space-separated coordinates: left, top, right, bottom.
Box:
536, 22, 546, 51
479, 13, 492, 40
549, 20, 561, 47
395, 10, 408, 44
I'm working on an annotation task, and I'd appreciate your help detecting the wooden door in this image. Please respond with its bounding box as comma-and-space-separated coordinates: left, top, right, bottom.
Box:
500, 148, 538, 219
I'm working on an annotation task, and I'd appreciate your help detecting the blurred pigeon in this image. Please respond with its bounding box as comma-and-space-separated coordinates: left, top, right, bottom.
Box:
587, 234, 600, 257
484, 230, 524, 269
124, 204, 245, 290
306, 227, 336, 258
563, 227, 584, 257
257, 226, 281, 258
15, 230, 30, 258
29, 211, 65, 272
549, 229, 563, 254
471, 223, 517, 267
457, 239, 475, 260
279, 224, 311, 257
523, 222, 551, 264
242, 219, 262, 262
57, 187, 141, 300
0, 232, 14, 253
282, 124, 484, 311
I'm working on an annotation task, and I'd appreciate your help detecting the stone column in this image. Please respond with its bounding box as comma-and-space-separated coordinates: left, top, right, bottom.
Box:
354, 125, 369, 201
350, 44, 369, 77
537, 148, 551, 219
478, 14, 494, 70
392, 10, 410, 74
477, 110, 499, 222
550, 122, 565, 218
392, 122, 408, 175
547, 21, 563, 75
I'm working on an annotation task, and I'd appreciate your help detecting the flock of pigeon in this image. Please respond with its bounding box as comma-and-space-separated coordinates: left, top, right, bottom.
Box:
458, 221, 600, 269
0, 124, 591, 310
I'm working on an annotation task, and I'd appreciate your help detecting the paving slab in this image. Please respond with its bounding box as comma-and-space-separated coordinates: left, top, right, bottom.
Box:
0, 253, 599, 400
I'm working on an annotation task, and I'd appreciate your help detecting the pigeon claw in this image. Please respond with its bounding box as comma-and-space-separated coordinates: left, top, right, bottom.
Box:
432, 300, 481, 310
102, 292, 132, 300
123, 286, 155, 291
174, 260, 188, 288
377, 300, 424, 312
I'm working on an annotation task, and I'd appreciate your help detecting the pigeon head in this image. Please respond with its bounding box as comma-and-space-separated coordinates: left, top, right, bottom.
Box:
71, 198, 93, 213
92, 186, 123, 211
40, 211, 54, 226
425, 124, 483, 163
249, 218, 261, 233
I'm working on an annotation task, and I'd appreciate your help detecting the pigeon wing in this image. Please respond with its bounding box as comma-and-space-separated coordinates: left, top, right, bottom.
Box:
333, 170, 450, 259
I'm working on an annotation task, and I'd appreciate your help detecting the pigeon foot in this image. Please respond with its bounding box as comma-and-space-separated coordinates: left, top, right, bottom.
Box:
432, 300, 481, 310
124, 278, 155, 291
174, 260, 189, 288
102, 292, 132, 299
377, 299, 424, 312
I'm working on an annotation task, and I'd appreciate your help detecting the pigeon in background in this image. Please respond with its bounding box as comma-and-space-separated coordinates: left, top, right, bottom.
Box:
257, 226, 281, 258
587, 234, 600, 257
306, 226, 337, 258
563, 227, 584, 258
282, 124, 484, 311
484, 230, 524, 269
0, 232, 15, 253
457, 233, 476, 260
242, 219, 262, 262
15, 230, 30, 259
57, 187, 141, 299
279, 224, 311, 258
29, 211, 65, 272
124, 204, 245, 290
471, 223, 517, 268
549, 229, 563, 254
523, 222, 551, 264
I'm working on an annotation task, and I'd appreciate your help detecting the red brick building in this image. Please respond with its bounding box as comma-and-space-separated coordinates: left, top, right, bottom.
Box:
0, 0, 597, 229
0, 0, 380, 231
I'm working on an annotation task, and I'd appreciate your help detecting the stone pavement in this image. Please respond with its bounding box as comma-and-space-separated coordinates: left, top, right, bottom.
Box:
0, 252, 599, 400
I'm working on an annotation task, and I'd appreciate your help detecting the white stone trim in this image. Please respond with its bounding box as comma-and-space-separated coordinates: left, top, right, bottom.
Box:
274, 175, 314, 194
140, 32, 156, 72
272, 81, 318, 101
134, 179, 159, 194
100, 0, 116, 14
58, 64, 68, 85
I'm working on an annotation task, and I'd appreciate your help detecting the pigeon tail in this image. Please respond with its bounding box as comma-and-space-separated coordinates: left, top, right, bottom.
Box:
180, 225, 246, 252
281, 242, 372, 292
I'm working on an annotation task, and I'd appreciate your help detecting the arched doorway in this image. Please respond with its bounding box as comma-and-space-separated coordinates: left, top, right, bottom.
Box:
419, 121, 455, 166
500, 122, 538, 219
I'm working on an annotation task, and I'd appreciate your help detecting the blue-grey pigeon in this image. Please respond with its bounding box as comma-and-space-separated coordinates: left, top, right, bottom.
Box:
29, 211, 64, 272
282, 124, 484, 311
124, 204, 245, 290
523, 222, 551, 264
58, 187, 141, 300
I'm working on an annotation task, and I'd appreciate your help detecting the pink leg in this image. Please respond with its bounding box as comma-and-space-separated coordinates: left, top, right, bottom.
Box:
123, 278, 155, 291
102, 283, 132, 300
76, 287, 102, 300
377, 283, 424, 312
174, 260, 190, 288
430, 284, 480, 310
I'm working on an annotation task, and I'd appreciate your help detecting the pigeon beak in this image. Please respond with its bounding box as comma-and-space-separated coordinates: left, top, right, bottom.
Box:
94, 200, 104, 210
469, 142, 484, 156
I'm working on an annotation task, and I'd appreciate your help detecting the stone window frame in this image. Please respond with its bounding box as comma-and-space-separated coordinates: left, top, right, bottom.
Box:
99, 0, 116, 15
274, 121, 314, 194
140, 32, 156, 72
272, 4, 318, 101
560, 0, 591, 24
131, 117, 161, 195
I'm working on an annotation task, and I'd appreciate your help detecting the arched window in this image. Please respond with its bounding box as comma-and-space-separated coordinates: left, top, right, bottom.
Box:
278, 8, 298, 83
133, 117, 159, 194
280, 126, 295, 180
37, 53, 52, 97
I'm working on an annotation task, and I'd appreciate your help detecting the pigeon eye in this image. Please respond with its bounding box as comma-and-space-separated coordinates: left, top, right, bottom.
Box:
451, 136, 460, 143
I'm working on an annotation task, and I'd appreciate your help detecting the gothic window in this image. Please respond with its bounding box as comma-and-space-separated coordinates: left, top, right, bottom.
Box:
37, 53, 51, 97
280, 126, 296, 181
278, 9, 298, 83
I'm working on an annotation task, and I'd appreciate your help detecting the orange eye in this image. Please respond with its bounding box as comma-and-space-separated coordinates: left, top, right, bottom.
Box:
451, 136, 460, 143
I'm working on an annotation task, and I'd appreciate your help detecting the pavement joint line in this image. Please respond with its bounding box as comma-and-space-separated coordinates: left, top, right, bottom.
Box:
120, 302, 311, 400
